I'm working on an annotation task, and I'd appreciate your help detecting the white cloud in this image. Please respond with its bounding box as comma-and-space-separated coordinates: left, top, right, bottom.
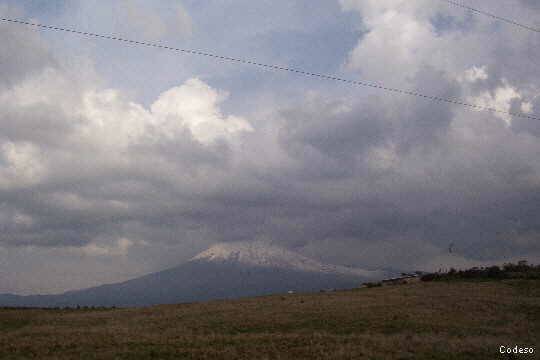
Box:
521, 101, 533, 114
151, 78, 253, 144
77, 88, 151, 149
0, 141, 46, 190
0, 71, 252, 186
80, 237, 134, 257
46, 192, 130, 213
340, 0, 447, 84
470, 80, 523, 126
12, 212, 34, 227
459, 66, 489, 83
339, 0, 536, 94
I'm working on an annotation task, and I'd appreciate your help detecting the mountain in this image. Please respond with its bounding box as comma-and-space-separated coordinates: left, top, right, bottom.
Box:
192, 241, 382, 278
0, 241, 386, 308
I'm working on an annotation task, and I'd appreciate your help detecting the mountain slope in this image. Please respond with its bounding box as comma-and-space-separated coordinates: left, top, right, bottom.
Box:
0, 242, 385, 307
192, 241, 383, 278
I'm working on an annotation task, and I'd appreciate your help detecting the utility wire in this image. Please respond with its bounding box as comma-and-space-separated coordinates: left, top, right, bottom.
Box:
440, 0, 540, 33
1, 17, 539, 121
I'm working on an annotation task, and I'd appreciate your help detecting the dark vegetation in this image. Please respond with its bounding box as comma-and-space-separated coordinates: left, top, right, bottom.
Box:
421, 261, 540, 282
363, 282, 382, 288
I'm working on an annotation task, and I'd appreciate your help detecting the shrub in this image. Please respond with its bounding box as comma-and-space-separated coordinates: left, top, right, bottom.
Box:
487, 265, 502, 279
420, 261, 538, 282
504, 260, 530, 273
364, 282, 382, 288
420, 273, 440, 282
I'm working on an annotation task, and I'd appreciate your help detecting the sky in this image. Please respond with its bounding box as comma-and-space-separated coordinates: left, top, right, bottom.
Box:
1, 0, 540, 294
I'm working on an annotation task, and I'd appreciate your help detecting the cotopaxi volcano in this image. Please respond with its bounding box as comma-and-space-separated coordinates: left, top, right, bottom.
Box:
0, 241, 386, 307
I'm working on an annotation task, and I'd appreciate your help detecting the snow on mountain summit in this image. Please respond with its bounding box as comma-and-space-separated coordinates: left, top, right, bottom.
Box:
191, 241, 383, 278
192, 241, 315, 269
0, 241, 387, 307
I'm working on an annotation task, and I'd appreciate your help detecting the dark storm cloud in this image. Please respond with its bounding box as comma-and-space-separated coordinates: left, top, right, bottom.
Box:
278, 97, 390, 179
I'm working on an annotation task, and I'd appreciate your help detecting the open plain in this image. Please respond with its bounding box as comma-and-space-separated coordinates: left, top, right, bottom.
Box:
1, 279, 538, 359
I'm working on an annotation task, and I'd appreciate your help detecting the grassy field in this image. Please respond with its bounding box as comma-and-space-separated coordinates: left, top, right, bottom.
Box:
0, 279, 538, 359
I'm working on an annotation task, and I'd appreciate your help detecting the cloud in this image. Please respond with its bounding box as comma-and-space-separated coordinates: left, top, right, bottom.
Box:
459, 66, 488, 83
0, 5, 56, 87
80, 237, 135, 257
2, 1, 540, 293
0, 34, 253, 250
151, 79, 253, 144
469, 79, 524, 126
118, 0, 192, 40
0, 205, 34, 230
0, 141, 46, 190
340, 0, 447, 84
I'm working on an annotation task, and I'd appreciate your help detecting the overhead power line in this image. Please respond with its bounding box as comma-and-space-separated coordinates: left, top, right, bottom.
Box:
1, 17, 538, 121
440, 0, 540, 33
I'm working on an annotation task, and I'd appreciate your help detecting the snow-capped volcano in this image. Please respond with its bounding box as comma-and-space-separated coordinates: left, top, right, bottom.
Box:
0, 241, 386, 308
191, 241, 382, 278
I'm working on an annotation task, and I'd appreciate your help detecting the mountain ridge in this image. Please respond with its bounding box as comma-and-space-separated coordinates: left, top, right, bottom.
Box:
0, 241, 386, 307
191, 241, 384, 278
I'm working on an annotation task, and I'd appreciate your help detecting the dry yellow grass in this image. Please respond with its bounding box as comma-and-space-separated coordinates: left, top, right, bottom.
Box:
1, 279, 538, 359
